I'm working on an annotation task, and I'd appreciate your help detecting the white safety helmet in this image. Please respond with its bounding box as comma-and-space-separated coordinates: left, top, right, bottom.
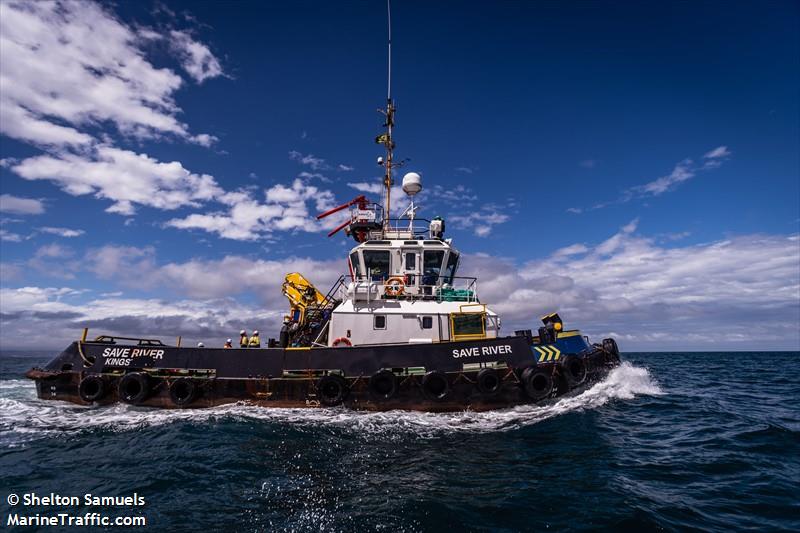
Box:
226, 338, 232, 343
253, 330, 259, 335
240, 329, 246, 335
197, 342, 205, 347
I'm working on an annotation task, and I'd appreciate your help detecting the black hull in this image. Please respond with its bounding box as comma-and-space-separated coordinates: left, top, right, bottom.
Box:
26, 336, 620, 412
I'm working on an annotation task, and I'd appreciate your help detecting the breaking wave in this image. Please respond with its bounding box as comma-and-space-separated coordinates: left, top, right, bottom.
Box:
0, 362, 661, 447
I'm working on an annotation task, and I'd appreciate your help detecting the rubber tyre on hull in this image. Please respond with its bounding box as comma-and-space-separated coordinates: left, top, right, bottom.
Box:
559, 355, 587, 387
79, 375, 106, 403
317, 375, 348, 407
521, 367, 553, 401
169, 378, 198, 407
369, 369, 398, 400
422, 371, 450, 401
476, 368, 502, 395
118, 372, 150, 404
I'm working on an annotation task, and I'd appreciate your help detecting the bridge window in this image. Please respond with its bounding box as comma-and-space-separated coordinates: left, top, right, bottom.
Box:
363, 250, 390, 282
349, 252, 362, 278
422, 250, 445, 286
443, 252, 459, 284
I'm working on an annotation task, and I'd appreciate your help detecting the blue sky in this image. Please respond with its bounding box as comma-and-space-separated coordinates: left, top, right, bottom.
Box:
1, 0, 798, 350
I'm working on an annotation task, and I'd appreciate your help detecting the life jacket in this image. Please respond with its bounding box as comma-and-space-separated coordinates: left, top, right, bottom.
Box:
248, 335, 261, 348
239, 335, 248, 348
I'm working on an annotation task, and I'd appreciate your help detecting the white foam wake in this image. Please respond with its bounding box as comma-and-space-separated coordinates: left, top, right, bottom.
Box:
0, 363, 661, 446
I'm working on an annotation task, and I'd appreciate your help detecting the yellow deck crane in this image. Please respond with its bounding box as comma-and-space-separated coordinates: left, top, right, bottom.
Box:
280, 273, 344, 347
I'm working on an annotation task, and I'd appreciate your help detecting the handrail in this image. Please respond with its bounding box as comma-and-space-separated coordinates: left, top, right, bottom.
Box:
90, 335, 166, 346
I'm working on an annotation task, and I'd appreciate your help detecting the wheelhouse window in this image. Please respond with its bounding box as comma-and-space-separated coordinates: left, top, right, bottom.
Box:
443, 252, 459, 284
350, 252, 362, 278
363, 250, 390, 282
422, 250, 445, 286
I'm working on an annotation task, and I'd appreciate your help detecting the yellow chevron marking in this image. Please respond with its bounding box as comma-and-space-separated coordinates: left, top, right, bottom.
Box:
535, 345, 562, 362
535, 346, 547, 362
543, 345, 554, 361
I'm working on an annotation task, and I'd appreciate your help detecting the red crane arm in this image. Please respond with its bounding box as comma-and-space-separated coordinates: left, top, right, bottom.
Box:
316, 195, 367, 220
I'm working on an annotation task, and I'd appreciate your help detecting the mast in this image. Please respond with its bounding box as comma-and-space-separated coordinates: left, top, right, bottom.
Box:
381, 0, 394, 233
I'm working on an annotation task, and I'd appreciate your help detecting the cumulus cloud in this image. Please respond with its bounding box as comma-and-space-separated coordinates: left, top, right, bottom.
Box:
11, 145, 222, 215
463, 224, 799, 349
165, 179, 339, 240
0, 1, 219, 146
0, 194, 45, 215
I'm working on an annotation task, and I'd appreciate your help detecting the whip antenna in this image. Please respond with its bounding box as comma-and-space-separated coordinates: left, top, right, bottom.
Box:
387, 0, 392, 101
379, 0, 396, 232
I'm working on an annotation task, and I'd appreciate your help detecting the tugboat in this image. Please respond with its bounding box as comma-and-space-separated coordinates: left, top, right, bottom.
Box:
25, 10, 621, 412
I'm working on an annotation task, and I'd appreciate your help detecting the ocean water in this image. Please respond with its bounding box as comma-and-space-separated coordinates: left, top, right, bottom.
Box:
1, 351, 798, 532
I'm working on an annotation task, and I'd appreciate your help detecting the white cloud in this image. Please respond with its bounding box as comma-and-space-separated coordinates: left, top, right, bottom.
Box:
289, 151, 327, 170
166, 179, 338, 240
635, 159, 696, 196
38, 226, 85, 238
462, 227, 799, 349
576, 147, 733, 213
0, 194, 45, 215
450, 207, 510, 237
0, 0, 216, 147
347, 182, 383, 194
0, 229, 24, 242
338, 164, 354, 172
11, 145, 222, 215
169, 29, 224, 83
704, 145, 731, 159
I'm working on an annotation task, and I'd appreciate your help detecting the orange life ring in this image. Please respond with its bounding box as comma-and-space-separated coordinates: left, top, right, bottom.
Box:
384, 276, 405, 296
332, 337, 352, 347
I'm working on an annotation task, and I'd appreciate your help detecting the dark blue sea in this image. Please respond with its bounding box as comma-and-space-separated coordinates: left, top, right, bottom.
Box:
1, 351, 798, 532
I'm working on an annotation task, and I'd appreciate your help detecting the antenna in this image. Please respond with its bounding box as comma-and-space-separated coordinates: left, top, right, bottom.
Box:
387, 0, 392, 101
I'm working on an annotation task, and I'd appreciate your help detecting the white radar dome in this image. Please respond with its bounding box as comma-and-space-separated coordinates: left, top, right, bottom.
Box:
402, 172, 422, 196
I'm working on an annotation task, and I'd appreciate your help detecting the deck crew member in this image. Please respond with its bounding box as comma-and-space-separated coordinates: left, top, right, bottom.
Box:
248, 330, 261, 348
224, 339, 233, 349
239, 330, 248, 348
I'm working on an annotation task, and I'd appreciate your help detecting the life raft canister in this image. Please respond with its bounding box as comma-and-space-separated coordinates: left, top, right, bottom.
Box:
331, 337, 352, 347
169, 378, 198, 407
118, 372, 150, 404
422, 370, 450, 400
316, 375, 348, 406
369, 369, 398, 400
521, 367, 553, 401
559, 355, 587, 387
476, 368, 502, 395
78, 375, 106, 403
